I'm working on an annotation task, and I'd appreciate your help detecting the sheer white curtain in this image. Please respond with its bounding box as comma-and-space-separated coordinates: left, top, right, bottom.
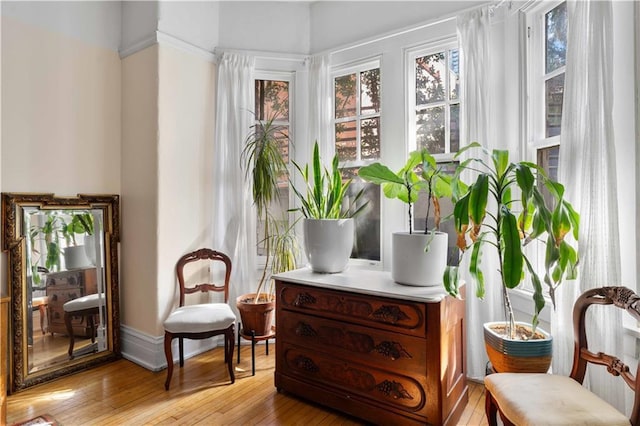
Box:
457, 6, 503, 380
307, 54, 332, 161
212, 52, 257, 312
554, 0, 625, 412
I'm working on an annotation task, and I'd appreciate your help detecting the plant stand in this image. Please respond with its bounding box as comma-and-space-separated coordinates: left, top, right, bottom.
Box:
237, 323, 276, 376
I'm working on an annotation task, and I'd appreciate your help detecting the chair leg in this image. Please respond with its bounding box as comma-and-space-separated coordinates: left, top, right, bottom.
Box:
226, 325, 235, 384
65, 312, 75, 359
237, 322, 241, 364
485, 389, 498, 426
164, 332, 174, 390
179, 337, 184, 367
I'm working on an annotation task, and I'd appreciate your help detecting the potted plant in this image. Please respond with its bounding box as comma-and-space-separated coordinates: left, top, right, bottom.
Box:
290, 141, 367, 273
61, 212, 95, 269
238, 113, 298, 337
358, 148, 455, 286
443, 143, 580, 373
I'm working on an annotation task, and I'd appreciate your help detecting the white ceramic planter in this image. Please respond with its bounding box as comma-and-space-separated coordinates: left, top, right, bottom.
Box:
303, 218, 354, 273
391, 231, 447, 286
64, 245, 91, 270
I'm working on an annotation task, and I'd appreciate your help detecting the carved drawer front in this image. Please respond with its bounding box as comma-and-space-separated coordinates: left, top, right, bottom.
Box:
279, 310, 426, 373
278, 283, 426, 338
45, 270, 85, 288
47, 284, 82, 310
281, 343, 426, 413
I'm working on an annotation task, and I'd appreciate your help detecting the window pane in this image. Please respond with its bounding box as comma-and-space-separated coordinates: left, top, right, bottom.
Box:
340, 167, 380, 261
450, 104, 460, 152
545, 2, 567, 74
545, 73, 565, 137
416, 106, 445, 154
416, 52, 445, 106
335, 74, 357, 119
361, 117, 380, 160
335, 120, 357, 161
449, 49, 460, 101
255, 80, 289, 121
360, 68, 380, 115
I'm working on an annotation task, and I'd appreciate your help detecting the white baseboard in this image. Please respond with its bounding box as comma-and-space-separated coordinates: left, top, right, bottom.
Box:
120, 324, 222, 371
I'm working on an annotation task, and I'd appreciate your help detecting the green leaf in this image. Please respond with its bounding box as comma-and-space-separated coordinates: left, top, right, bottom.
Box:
492, 150, 510, 179
358, 163, 404, 185
501, 206, 523, 289
524, 256, 545, 331
453, 192, 470, 233
443, 266, 460, 298
469, 240, 485, 298
469, 174, 489, 226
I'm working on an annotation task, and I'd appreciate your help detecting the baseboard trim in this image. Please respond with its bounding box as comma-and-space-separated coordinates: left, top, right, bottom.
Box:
120, 324, 221, 371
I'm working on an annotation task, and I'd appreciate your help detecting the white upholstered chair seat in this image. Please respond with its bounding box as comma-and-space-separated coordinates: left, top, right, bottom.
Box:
163, 303, 236, 334
63, 293, 105, 312
484, 373, 630, 426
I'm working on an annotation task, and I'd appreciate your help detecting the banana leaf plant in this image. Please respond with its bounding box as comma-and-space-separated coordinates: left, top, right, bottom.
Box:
443, 143, 580, 338
290, 141, 368, 219
358, 148, 457, 234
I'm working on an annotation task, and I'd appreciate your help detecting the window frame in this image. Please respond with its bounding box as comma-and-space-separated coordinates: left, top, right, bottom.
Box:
405, 36, 460, 163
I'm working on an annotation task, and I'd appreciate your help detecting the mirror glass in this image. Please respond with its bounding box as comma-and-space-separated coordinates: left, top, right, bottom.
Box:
2, 193, 120, 392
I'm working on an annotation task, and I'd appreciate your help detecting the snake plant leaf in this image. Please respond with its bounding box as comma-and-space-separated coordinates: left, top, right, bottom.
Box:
501, 206, 523, 289
469, 173, 489, 226
469, 239, 485, 298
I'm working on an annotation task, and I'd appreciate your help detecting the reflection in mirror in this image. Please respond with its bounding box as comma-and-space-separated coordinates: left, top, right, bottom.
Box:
2, 193, 120, 392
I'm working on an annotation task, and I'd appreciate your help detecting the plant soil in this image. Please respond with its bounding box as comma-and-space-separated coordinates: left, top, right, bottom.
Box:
490, 324, 547, 341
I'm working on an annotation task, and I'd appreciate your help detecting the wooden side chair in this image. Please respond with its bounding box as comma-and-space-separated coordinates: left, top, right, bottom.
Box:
485, 286, 640, 426
163, 249, 236, 390
63, 293, 105, 359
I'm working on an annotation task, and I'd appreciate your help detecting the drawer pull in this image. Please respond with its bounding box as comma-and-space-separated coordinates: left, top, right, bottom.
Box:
293, 355, 319, 372
293, 292, 316, 307
371, 305, 410, 324
374, 341, 412, 360
375, 380, 413, 400
295, 322, 317, 337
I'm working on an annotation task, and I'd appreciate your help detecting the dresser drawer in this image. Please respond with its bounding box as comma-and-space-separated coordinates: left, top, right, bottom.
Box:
277, 282, 427, 338
279, 310, 426, 374
280, 343, 426, 414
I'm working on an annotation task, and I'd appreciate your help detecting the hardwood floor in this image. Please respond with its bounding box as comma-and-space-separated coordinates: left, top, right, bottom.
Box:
7, 344, 488, 425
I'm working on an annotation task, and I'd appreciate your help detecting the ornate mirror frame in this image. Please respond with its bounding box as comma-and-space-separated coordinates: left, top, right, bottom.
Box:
2, 193, 120, 392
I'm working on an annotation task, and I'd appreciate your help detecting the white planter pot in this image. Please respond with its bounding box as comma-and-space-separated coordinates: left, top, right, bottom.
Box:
64, 245, 91, 270
391, 231, 447, 286
303, 218, 354, 273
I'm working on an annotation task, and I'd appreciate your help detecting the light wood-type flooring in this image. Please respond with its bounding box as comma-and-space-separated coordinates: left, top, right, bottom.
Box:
7, 343, 488, 425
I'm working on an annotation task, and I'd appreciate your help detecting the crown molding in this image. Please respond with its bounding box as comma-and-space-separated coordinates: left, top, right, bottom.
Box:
119, 30, 216, 63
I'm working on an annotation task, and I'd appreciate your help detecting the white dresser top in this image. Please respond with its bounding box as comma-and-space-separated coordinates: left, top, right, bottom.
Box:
273, 266, 454, 303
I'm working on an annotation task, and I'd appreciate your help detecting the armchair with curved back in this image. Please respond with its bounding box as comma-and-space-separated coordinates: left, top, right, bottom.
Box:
163, 249, 236, 390
485, 286, 640, 426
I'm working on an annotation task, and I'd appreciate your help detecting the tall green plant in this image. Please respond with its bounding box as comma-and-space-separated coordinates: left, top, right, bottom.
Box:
443, 143, 580, 337
290, 141, 367, 219
358, 148, 456, 234
241, 112, 293, 299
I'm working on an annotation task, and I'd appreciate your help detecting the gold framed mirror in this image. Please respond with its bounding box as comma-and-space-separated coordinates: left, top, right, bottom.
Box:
2, 193, 120, 392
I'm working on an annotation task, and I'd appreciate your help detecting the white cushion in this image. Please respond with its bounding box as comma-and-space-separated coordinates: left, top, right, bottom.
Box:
485, 373, 630, 426
163, 303, 236, 334
63, 293, 105, 312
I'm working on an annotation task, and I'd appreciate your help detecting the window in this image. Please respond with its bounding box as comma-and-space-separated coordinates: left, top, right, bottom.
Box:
407, 41, 461, 265
333, 61, 381, 261
254, 78, 292, 256
527, 1, 567, 189
409, 42, 460, 157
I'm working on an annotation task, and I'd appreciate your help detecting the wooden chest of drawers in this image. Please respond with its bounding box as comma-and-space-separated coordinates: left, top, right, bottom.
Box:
274, 268, 467, 426
46, 267, 97, 337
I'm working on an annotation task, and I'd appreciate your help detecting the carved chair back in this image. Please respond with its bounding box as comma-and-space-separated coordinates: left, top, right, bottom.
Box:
176, 248, 232, 306
571, 286, 640, 425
